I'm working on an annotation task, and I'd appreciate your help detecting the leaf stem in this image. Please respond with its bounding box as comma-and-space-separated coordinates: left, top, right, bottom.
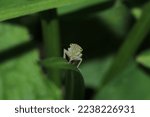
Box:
40, 9, 61, 87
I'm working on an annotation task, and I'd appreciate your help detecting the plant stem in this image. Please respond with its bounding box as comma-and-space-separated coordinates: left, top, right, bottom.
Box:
99, 2, 150, 90
40, 9, 61, 87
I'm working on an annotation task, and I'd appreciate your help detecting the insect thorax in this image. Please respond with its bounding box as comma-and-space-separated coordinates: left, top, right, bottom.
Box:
67, 44, 83, 59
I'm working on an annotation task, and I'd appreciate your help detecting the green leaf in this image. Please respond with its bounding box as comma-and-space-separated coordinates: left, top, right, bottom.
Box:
0, 23, 29, 52
41, 57, 79, 72
81, 55, 150, 99
95, 62, 150, 99
136, 49, 150, 68
131, 7, 142, 19
41, 57, 85, 99
0, 23, 61, 99
64, 70, 85, 100
0, 0, 109, 22
58, 0, 109, 15
80, 56, 113, 88
97, 0, 130, 37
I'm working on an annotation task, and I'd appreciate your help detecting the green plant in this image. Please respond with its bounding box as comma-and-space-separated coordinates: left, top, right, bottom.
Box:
0, 0, 150, 100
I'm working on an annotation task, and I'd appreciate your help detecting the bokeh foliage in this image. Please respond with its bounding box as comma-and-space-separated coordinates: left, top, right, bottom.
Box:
0, 0, 150, 99
0, 23, 60, 99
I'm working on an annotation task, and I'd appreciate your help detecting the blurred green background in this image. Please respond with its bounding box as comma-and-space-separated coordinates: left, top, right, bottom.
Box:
0, 0, 150, 100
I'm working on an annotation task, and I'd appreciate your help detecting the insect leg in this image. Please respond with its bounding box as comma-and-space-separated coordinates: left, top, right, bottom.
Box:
63, 49, 68, 59
77, 58, 82, 68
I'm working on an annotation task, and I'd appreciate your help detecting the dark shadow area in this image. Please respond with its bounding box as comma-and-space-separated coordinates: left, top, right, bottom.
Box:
60, 16, 125, 60
0, 40, 36, 63
123, 0, 149, 8
136, 33, 150, 54
59, 0, 133, 60
85, 87, 95, 100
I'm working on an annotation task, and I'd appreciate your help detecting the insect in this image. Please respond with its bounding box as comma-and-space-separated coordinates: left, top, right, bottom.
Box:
63, 43, 83, 68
